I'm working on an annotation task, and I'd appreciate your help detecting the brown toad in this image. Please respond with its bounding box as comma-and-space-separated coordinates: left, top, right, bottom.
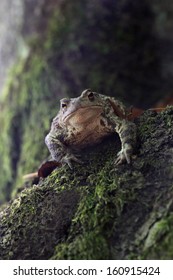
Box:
45, 89, 136, 168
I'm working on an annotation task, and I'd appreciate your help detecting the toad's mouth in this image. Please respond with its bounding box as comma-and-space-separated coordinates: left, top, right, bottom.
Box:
63, 106, 103, 124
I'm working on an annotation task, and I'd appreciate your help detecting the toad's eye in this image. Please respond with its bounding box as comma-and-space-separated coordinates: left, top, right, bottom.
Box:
61, 103, 67, 109
88, 92, 95, 101
60, 98, 70, 109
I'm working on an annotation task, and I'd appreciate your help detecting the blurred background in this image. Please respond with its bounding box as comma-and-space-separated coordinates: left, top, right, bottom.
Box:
0, 0, 173, 204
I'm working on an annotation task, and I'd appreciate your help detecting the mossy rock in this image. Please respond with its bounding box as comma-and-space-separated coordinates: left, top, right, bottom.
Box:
0, 108, 173, 259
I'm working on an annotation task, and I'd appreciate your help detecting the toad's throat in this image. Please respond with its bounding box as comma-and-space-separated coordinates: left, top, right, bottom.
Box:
63, 106, 103, 124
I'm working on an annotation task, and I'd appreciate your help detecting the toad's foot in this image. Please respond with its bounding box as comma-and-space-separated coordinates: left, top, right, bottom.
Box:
61, 153, 83, 169
114, 144, 133, 165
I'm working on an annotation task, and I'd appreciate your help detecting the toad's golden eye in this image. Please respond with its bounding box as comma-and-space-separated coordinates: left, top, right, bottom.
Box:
60, 98, 70, 109
88, 92, 95, 101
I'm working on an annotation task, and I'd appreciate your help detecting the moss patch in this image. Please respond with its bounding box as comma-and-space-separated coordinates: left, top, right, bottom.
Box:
142, 214, 173, 259
0, 179, 80, 260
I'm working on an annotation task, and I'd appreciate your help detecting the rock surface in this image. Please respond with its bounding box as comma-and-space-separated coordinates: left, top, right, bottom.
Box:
0, 108, 173, 259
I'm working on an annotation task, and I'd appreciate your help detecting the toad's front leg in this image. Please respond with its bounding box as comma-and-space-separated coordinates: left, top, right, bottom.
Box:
115, 120, 137, 165
45, 133, 82, 169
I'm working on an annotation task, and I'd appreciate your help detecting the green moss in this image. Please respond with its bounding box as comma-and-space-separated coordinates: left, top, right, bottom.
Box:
0, 176, 80, 259
52, 232, 110, 260
50, 141, 145, 259
144, 219, 169, 250
142, 214, 173, 259
0, 49, 60, 201
0, 4, 77, 202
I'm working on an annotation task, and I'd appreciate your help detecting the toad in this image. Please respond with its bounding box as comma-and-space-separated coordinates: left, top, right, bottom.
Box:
45, 89, 137, 168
